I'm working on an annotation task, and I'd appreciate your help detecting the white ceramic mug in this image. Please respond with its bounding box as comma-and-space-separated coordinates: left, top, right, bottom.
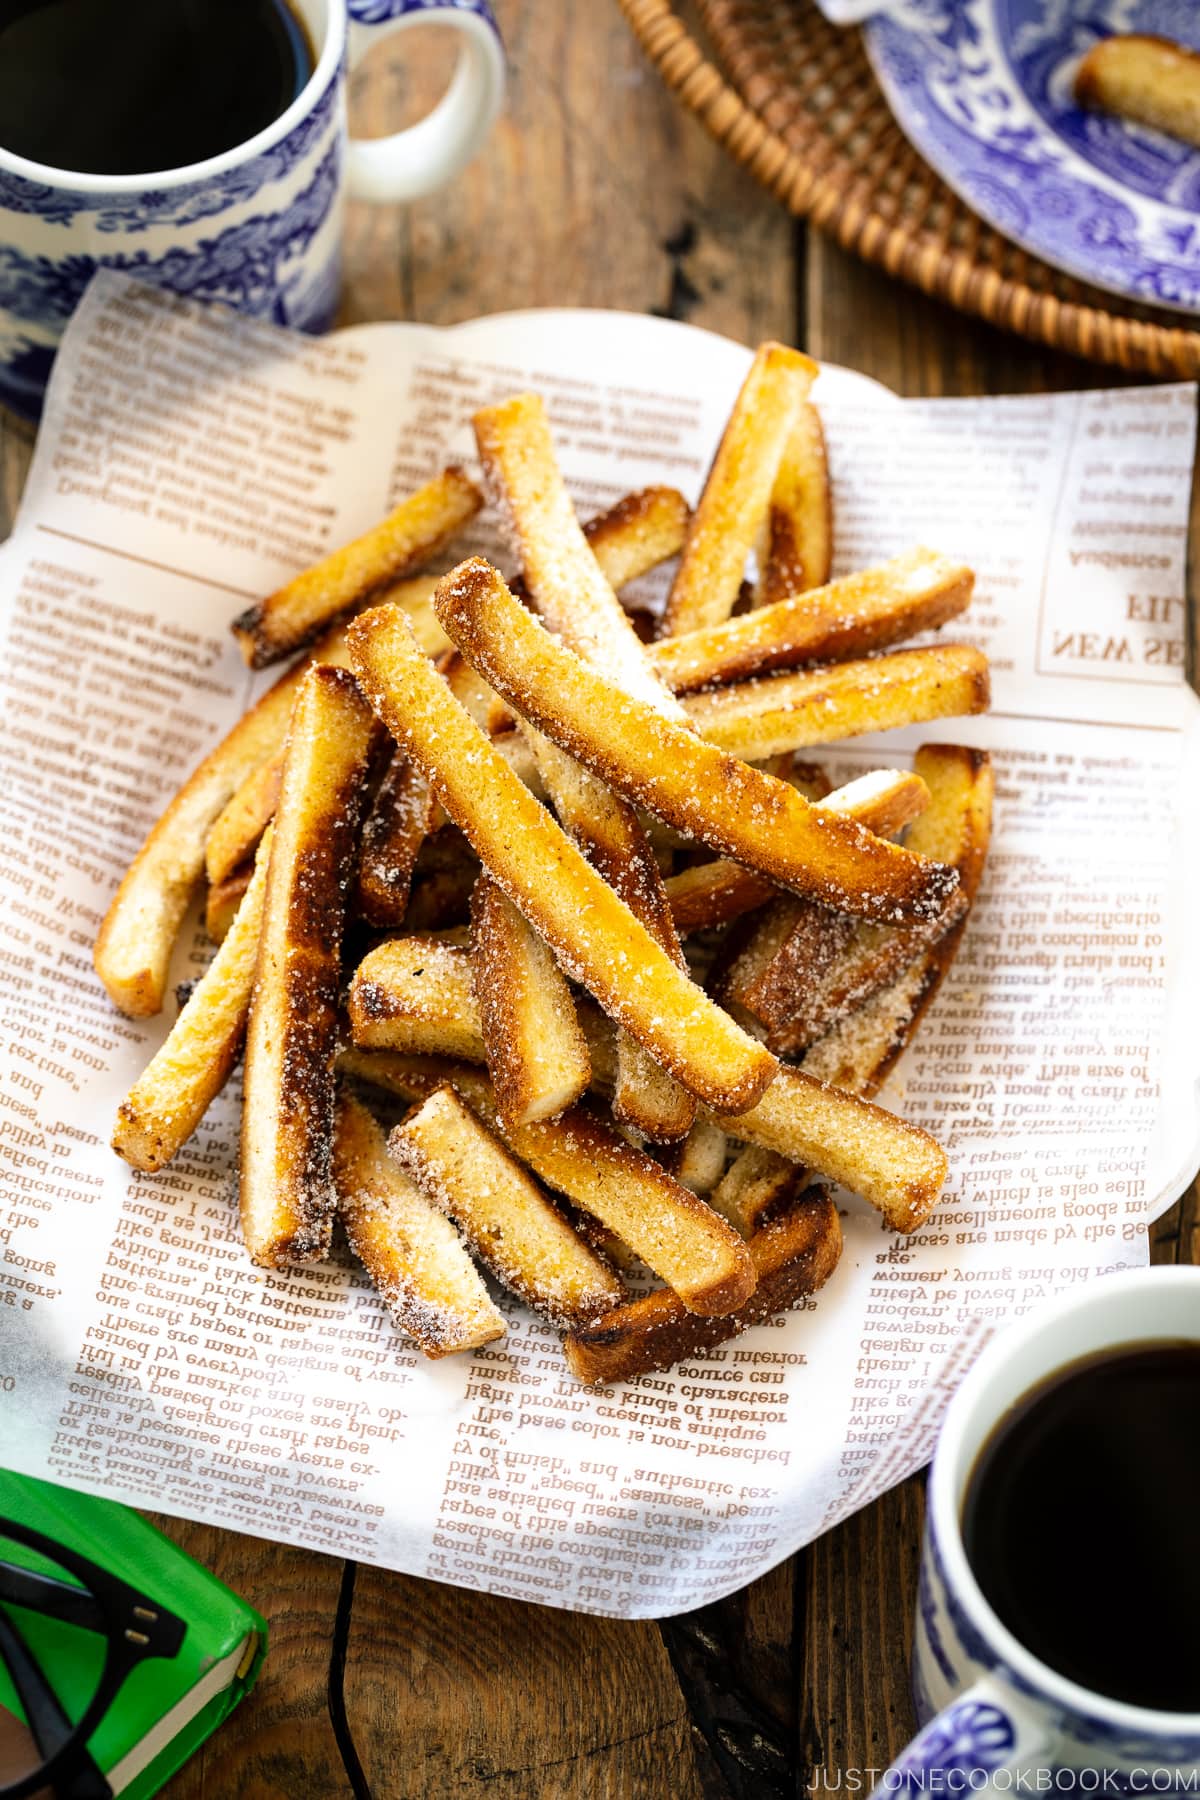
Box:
0, 0, 505, 417
875, 1267, 1200, 1796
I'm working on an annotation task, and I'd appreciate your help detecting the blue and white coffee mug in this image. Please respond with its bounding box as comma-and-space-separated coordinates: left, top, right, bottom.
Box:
0, 0, 505, 417
874, 1267, 1200, 1798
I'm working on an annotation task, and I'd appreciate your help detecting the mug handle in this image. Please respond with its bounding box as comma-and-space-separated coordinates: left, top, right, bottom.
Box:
344, 1, 506, 205
869, 1676, 1058, 1798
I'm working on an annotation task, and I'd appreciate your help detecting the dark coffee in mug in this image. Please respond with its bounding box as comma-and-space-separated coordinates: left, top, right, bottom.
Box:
962, 1341, 1200, 1712
0, 0, 315, 176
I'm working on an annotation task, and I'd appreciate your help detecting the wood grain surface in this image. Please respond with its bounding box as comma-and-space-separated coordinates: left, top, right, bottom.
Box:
0, 3, 1194, 1795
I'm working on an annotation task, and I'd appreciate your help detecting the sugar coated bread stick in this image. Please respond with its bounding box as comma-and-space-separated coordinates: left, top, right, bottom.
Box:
347, 601, 777, 1114
94, 639, 333, 1019
476, 394, 696, 1139
389, 1085, 624, 1325
649, 548, 974, 694
711, 1066, 948, 1234
356, 753, 438, 929
205, 757, 283, 887
710, 1144, 805, 1238
333, 1088, 505, 1356
240, 665, 383, 1266
582, 485, 689, 590
232, 468, 482, 667
1075, 34, 1200, 149
803, 746, 993, 1097
563, 1190, 841, 1385
662, 342, 816, 636
471, 874, 591, 1126
475, 393, 690, 720
754, 400, 832, 606
433, 558, 961, 925
349, 934, 483, 1060
682, 644, 991, 763
112, 828, 273, 1173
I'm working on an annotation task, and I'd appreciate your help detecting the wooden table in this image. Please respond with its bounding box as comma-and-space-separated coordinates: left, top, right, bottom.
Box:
2, 6, 1196, 1794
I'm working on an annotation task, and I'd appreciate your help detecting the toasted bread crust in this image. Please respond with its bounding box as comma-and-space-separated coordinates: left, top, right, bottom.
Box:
671, 1118, 729, 1196
662, 343, 816, 636
471, 874, 592, 1126
332, 1088, 504, 1355
204, 862, 254, 944
475, 395, 696, 1140
683, 644, 991, 762
563, 1190, 841, 1385
475, 394, 690, 721
340, 1051, 756, 1317
349, 934, 483, 1060
712, 1065, 948, 1233
356, 752, 437, 929
112, 829, 272, 1173
804, 747, 994, 1097
754, 400, 832, 605
582, 485, 690, 590
93, 633, 339, 1019
232, 468, 482, 668
652, 549, 973, 694
434, 559, 961, 925
1075, 34, 1200, 149
240, 666, 382, 1266
347, 603, 778, 1114
710, 1144, 804, 1237
663, 860, 778, 936
205, 757, 283, 887
389, 1086, 624, 1325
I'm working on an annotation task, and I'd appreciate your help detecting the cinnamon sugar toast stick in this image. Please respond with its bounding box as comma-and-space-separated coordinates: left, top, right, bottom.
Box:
205, 757, 282, 888
433, 559, 961, 925
581, 485, 689, 589
389, 1085, 623, 1325
240, 665, 383, 1266
524, 729, 696, 1141
1075, 35, 1200, 150
471, 874, 591, 1126
661, 342, 816, 636
332, 1088, 505, 1355
205, 862, 254, 944
754, 400, 832, 605
710, 1144, 804, 1237
563, 1189, 842, 1385
649, 549, 973, 694
355, 754, 438, 929
112, 828, 272, 1173
682, 644, 990, 763
94, 639, 334, 1019
232, 468, 482, 668
474, 393, 696, 1141
662, 860, 778, 936
339, 1050, 755, 1317
711, 1065, 948, 1234
347, 604, 777, 1115
349, 934, 484, 1060
802, 746, 993, 1097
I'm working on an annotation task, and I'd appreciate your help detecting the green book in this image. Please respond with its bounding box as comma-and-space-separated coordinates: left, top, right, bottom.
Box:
0, 1471, 266, 1798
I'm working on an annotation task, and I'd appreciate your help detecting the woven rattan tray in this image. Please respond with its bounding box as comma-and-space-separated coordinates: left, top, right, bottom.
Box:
618, 0, 1200, 378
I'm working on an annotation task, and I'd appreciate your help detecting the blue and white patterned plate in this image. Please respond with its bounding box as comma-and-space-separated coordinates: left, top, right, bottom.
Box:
862, 0, 1200, 313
